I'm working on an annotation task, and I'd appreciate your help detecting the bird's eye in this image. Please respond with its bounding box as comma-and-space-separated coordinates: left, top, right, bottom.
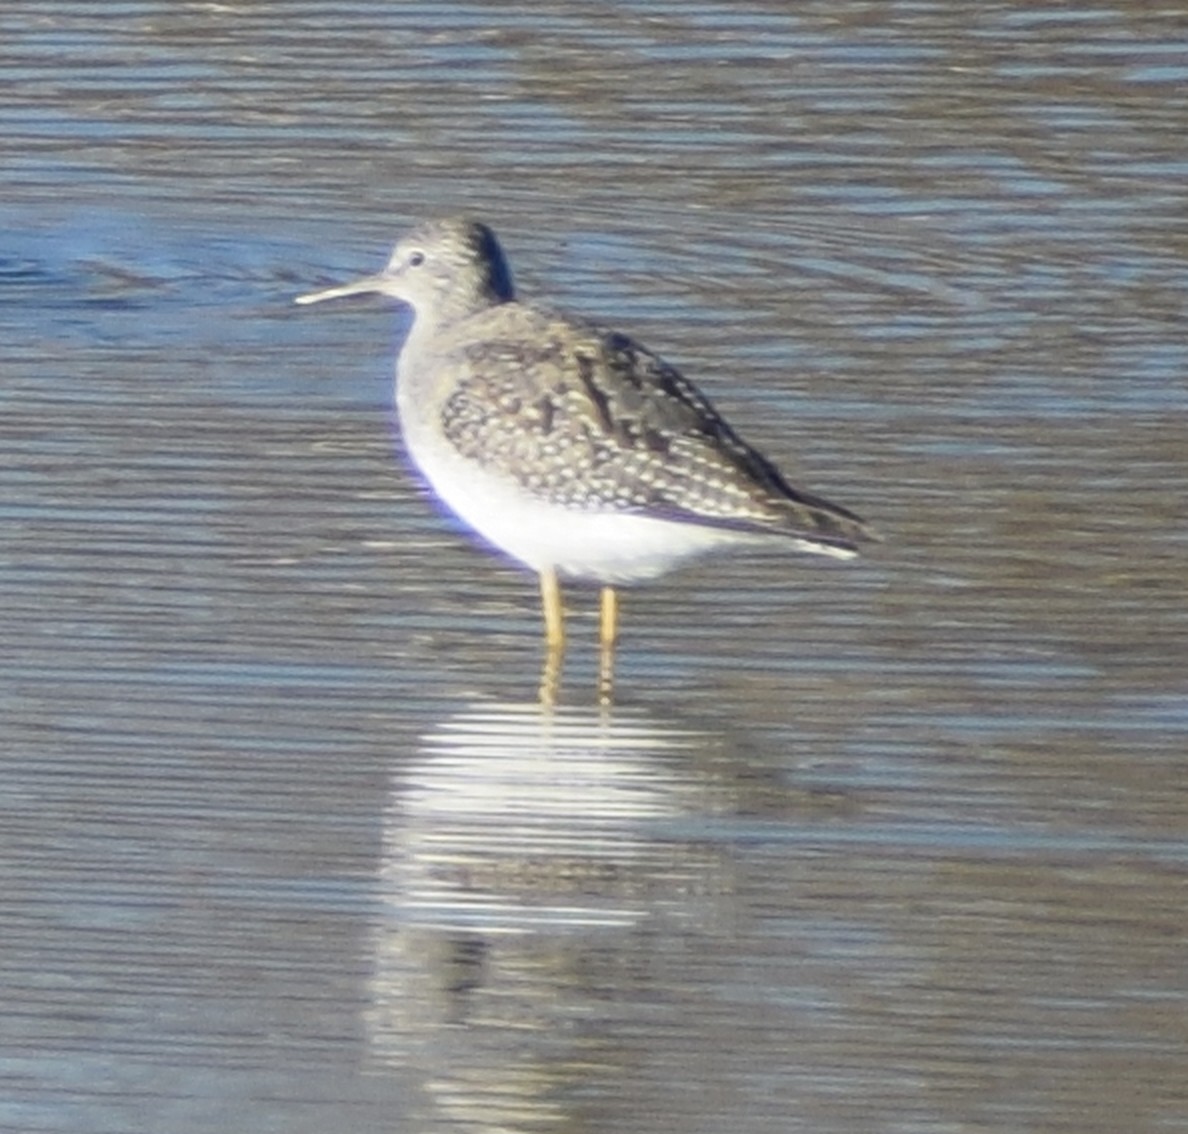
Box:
408, 251, 425, 268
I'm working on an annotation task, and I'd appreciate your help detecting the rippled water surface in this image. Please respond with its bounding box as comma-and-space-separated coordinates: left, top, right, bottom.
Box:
3, 3, 1186, 1132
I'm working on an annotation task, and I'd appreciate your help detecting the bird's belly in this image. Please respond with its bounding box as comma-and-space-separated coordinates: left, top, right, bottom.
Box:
403, 432, 754, 584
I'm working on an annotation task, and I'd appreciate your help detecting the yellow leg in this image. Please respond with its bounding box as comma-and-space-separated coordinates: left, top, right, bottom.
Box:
598, 586, 618, 706
540, 568, 565, 651
599, 586, 619, 649
538, 569, 565, 708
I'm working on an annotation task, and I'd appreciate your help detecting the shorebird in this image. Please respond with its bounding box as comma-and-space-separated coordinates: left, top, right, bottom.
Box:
296, 218, 874, 672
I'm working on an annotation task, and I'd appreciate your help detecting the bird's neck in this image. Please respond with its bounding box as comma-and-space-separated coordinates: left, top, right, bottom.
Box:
405, 295, 514, 347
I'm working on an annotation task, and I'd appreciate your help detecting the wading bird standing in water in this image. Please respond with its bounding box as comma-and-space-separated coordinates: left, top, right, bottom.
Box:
297, 218, 875, 702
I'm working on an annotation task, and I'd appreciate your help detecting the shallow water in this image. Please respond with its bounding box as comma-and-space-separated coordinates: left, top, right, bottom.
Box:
2, 3, 1186, 1132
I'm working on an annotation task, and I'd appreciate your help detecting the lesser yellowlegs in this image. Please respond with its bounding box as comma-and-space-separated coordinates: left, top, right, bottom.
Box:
296, 218, 875, 659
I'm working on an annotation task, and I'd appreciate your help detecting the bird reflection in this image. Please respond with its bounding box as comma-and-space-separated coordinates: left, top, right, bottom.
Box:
366, 700, 735, 1131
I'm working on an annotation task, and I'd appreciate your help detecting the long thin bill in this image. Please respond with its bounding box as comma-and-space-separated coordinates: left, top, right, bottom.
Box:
294, 272, 388, 305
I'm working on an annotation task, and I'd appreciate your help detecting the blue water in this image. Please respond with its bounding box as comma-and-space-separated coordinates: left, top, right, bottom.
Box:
2, 3, 1186, 1132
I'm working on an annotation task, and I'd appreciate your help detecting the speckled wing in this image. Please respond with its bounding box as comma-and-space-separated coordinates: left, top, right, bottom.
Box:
440, 317, 873, 553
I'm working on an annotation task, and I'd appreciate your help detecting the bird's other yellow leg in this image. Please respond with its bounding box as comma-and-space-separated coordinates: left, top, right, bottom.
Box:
598, 586, 618, 706
599, 586, 619, 650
